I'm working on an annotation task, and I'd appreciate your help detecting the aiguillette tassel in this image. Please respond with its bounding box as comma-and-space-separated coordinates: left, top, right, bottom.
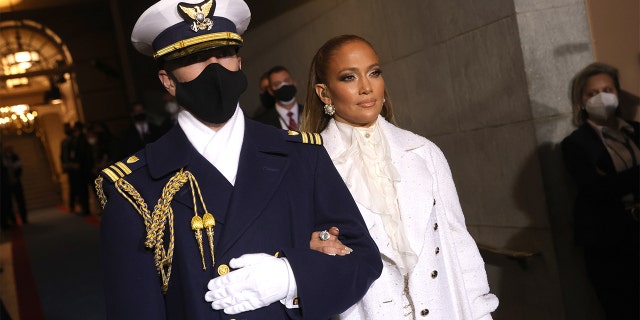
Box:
191, 215, 206, 270
203, 212, 215, 267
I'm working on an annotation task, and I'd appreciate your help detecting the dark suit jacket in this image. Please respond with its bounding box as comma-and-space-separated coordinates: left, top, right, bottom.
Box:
254, 104, 304, 130
561, 121, 639, 247
98, 118, 381, 319
120, 121, 164, 158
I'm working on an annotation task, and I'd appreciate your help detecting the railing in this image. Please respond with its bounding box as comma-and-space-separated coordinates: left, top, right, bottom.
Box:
477, 243, 540, 270
36, 126, 61, 186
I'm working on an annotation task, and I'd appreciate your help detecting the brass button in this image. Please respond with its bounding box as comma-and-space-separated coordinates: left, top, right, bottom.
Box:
217, 264, 230, 276
435, 247, 440, 255
293, 297, 299, 305
421, 308, 429, 316
433, 223, 438, 231
431, 270, 438, 279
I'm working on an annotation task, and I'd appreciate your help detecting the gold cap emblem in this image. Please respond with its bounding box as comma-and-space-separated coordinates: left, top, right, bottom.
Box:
178, 0, 215, 33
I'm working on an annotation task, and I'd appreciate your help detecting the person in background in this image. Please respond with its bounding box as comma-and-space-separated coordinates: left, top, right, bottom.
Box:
64, 122, 93, 216
160, 92, 181, 132
120, 101, 163, 157
257, 71, 275, 111
95, 1, 381, 319
302, 34, 499, 319
253, 65, 303, 130
561, 62, 639, 320
87, 122, 115, 176
2, 145, 26, 225
0, 143, 14, 230
60, 123, 74, 212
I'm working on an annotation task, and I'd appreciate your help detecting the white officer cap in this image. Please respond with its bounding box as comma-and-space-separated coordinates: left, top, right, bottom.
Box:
131, 0, 250, 61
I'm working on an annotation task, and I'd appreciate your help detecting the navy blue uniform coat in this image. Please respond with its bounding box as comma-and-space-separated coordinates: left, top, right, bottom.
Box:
99, 118, 382, 319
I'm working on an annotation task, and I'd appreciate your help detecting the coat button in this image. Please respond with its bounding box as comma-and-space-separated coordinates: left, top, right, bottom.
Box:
433, 199, 436, 206
217, 264, 230, 276
421, 308, 429, 316
433, 223, 438, 231
435, 247, 440, 255
431, 270, 438, 278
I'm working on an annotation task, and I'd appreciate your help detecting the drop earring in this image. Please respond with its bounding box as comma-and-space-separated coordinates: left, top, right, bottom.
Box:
324, 103, 335, 116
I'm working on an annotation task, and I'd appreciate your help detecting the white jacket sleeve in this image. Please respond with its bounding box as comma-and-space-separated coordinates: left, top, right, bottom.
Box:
429, 145, 499, 319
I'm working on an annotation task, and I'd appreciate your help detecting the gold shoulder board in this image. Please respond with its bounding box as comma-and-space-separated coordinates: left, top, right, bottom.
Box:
286, 130, 323, 146
100, 155, 144, 183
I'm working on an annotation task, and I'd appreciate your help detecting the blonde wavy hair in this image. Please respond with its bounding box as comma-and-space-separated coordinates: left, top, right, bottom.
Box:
569, 62, 620, 126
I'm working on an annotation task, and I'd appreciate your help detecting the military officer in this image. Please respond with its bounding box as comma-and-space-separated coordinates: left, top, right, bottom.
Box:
95, 0, 382, 319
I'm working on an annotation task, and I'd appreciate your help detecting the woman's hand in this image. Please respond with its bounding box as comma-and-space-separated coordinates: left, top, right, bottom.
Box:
309, 227, 353, 256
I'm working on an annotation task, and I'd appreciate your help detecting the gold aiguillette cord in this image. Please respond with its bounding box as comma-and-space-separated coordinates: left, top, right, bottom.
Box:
188, 174, 215, 270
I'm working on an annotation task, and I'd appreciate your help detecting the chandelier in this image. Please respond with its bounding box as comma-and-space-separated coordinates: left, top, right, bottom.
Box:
0, 104, 38, 132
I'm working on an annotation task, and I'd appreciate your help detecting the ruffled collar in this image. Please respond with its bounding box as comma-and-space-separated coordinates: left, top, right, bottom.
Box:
331, 119, 417, 274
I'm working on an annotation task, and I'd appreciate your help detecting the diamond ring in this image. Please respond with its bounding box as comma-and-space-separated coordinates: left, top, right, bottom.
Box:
319, 230, 330, 241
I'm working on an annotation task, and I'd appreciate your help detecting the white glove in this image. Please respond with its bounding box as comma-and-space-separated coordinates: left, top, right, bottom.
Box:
204, 253, 294, 314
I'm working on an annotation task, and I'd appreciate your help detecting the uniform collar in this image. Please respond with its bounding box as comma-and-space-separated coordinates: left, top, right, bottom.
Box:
177, 106, 245, 185
145, 117, 291, 180
145, 125, 193, 179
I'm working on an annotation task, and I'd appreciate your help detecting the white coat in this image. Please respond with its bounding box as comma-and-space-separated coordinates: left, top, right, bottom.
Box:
322, 117, 499, 320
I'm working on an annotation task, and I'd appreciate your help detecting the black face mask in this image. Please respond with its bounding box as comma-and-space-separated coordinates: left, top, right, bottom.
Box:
133, 113, 147, 122
259, 91, 276, 109
273, 84, 297, 103
174, 63, 248, 124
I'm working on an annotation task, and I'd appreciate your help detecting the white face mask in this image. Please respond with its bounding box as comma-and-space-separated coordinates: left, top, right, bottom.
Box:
585, 92, 618, 121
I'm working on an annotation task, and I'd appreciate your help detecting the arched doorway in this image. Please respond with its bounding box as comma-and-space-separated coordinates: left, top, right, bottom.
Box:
1, 19, 82, 210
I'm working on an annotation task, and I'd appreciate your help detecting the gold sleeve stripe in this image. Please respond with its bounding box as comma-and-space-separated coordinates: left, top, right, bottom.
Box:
114, 162, 132, 175
301, 132, 309, 144
306, 132, 313, 144
109, 165, 125, 177
313, 133, 322, 145
102, 168, 119, 182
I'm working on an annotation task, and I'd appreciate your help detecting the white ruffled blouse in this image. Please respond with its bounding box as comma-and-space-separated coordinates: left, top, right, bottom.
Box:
333, 120, 417, 275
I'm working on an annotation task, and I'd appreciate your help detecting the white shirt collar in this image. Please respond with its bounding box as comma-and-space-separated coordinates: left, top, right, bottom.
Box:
135, 122, 149, 135
586, 117, 633, 140
177, 105, 245, 185
275, 102, 299, 130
